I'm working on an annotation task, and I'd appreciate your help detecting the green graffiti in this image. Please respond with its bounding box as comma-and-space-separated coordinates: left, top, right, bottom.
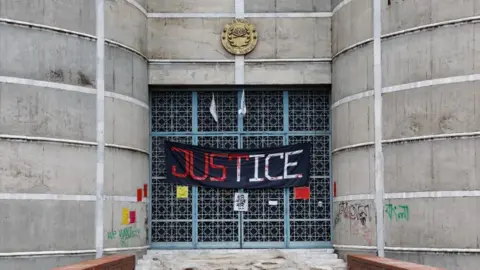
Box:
106, 226, 141, 247
385, 204, 409, 221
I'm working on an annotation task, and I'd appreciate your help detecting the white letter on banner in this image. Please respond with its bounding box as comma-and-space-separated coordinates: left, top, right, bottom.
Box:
249, 154, 265, 182
284, 150, 304, 179
265, 153, 284, 180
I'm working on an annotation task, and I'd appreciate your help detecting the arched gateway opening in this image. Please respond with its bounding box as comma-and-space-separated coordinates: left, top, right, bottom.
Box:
149, 88, 332, 249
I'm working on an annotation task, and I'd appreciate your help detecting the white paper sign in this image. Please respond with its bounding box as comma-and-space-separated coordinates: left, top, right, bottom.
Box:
234, 193, 248, 211
268, 200, 278, 206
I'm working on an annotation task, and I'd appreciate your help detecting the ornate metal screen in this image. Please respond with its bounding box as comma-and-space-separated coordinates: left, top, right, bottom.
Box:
150, 89, 331, 248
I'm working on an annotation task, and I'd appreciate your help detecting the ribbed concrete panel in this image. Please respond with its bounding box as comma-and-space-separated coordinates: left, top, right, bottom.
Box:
0, 83, 96, 142
105, 149, 149, 197
384, 139, 480, 193
147, 18, 234, 60
0, 24, 148, 102
382, 0, 480, 34
331, 0, 371, 55
383, 82, 479, 140
244, 62, 331, 84
0, 200, 96, 252
104, 98, 149, 150
331, 45, 372, 102
105, 0, 147, 54
146, 0, 234, 13
245, 18, 331, 59
384, 197, 480, 248
148, 63, 235, 84
245, 0, 331, 12
0, 0, 96, 34
332, 148, 374, 197
0, 140, 96, 195
0, 24, 96, 87
332, 97, 373, 149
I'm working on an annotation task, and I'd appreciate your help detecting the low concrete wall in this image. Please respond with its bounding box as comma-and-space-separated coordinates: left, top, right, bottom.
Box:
347, 254, 446, 270
51, 254, 135, 270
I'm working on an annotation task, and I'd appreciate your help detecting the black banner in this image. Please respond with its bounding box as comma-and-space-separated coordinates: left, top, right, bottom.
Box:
164, 141, 311, 189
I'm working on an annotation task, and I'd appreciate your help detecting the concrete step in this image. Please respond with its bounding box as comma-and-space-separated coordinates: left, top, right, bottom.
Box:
137, 249, 346, 270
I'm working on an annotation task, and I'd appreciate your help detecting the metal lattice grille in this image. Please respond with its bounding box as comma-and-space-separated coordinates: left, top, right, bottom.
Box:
243, 91, 283, 132
198, 91, 238, 132
151, 136, 193, 243
197, 136, 239, 242
288, 135, 330, 242
151, 92, 192, 132
150, 89, 332, 247
288, 91, 330, 132
242, 136, 285, 242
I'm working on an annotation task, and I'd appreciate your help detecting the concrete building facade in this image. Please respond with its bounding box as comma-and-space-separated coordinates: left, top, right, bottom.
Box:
0, 0, 479, 269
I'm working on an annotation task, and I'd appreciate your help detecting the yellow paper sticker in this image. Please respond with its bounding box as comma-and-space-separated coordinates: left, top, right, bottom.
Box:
121, 208, 129, 225
176, 186, 188, 199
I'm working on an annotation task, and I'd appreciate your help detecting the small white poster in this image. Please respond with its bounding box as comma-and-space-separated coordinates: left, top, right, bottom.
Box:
234, 192, 248, 212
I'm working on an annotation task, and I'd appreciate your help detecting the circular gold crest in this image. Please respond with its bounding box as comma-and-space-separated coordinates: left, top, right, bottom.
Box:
221, 19, 258, 55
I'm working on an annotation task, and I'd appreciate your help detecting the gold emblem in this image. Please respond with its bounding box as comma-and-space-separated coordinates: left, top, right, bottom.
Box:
221, 19, 258, 55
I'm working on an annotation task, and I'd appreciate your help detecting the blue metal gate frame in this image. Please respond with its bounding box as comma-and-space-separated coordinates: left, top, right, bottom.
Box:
149, 89, 332, 249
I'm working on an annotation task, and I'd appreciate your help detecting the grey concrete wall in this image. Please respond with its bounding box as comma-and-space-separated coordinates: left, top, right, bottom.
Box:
332, 0, 480, 268
0, 0, 148, 268
146, 0, 331, 85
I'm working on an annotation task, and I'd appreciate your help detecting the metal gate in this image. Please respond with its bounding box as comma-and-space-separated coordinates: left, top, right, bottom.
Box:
150, 89, 331, 249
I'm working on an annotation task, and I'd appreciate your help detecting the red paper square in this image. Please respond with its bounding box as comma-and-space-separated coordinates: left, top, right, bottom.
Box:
294, 186, 310, 200
129, 211, 136, 224
143, 184, 148, 197
137, 188, 143, 202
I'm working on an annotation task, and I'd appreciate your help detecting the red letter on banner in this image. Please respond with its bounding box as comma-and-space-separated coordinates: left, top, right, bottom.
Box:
171, 147, 190, 178
189, 153, 209, 181
209, 154, 228, 181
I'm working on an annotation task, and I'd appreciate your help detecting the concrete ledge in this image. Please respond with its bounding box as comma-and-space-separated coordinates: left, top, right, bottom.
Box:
347, 254, 446, 270
51, 254, 135, 270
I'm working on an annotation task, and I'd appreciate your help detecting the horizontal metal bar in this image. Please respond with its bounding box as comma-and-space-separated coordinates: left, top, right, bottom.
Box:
151, 219, 193, 222
197, 219, 239, 222
311, 176, 330, 179
241, 242, 285, 249
243, 219, 284, 222
150, 243, 195, 249
195, 242, 241, 248
288, 242, 333, 249
289, 218, 331, 222
151, 131, 330, 136
244, 58, 331, 63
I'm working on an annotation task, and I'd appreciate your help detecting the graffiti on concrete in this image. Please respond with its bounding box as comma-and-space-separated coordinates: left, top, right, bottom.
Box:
335, 202, 372, 226
335, 202, 373, 245
385, 204, 409, 221
107, 226, 141, 247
